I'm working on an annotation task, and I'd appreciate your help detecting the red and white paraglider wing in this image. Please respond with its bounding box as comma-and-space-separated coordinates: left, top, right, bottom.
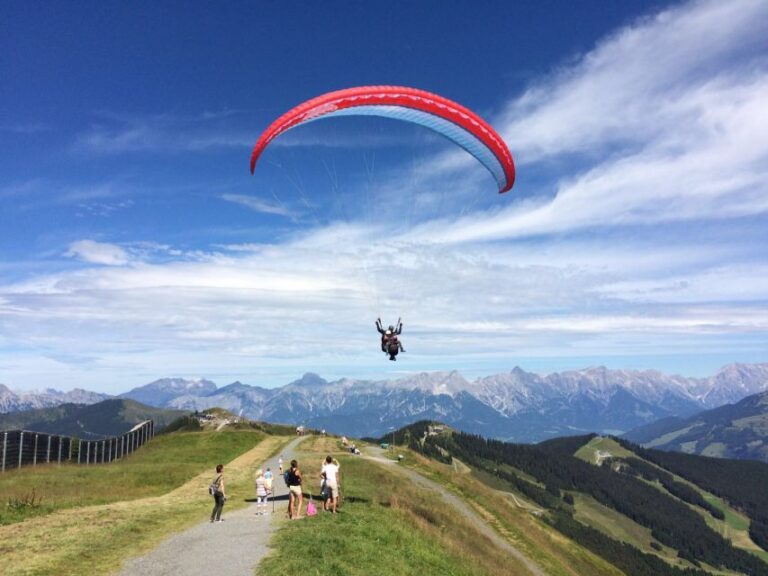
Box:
250, 86, 515, 193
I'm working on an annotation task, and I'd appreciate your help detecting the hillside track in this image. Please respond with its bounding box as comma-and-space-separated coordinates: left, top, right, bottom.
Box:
113, 435, 307, 576
363, 449, 546, 576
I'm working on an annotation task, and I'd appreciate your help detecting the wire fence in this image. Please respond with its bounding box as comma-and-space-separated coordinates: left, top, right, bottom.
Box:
1, 420, 154, 472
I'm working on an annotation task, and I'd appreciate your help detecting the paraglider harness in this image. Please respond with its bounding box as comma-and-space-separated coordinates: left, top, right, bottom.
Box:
376, 318, 404, 361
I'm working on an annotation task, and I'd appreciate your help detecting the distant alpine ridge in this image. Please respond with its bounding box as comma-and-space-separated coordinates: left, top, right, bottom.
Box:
3, 364, 767, 442
0, 383, 110, 413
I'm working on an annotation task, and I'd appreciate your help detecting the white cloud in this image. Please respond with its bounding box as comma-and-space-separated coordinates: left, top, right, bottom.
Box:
65, 240, 131, 266
221, 193, 296, 217
404, 0, 768, 245
3, 0, 767, 391
502, 0, 767, 163
71, 109, 416, 157
72, 111, 254, 154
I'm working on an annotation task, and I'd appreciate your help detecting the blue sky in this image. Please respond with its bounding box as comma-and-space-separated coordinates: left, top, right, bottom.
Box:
2, 0, 766, 393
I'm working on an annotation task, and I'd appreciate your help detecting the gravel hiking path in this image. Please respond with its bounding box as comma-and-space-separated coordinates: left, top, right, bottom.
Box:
114, 436, 306, 576
364, 448, 546, 576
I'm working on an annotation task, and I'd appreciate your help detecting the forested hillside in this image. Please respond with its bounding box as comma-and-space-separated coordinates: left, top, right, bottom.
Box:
623, 390, 768, 462
617, 439, 768, 554
399, 423, 768, 576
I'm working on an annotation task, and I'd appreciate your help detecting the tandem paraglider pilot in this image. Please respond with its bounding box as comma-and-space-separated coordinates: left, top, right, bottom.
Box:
376, 317, 405, 361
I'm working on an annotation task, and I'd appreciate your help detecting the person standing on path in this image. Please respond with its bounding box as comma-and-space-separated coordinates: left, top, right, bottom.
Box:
287, 459, 303, 519
320, 456, 340, 513
255, 469, 268, 515
210, 464, 226, 523
278, 455, 284, 474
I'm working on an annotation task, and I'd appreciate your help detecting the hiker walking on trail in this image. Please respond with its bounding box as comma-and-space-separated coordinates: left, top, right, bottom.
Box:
278, 455, 284, 474
255, 469, 268, 516
210, 464, 226, 523
286, 459, 303, 519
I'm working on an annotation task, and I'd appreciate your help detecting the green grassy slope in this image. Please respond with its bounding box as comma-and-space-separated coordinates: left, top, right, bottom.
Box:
261, 434, 621, 576
0, 429, 264, 525
394, 422, 768, 576
568, 434, 768, 566
623, 391, 768, 462
0, 398, 187, 438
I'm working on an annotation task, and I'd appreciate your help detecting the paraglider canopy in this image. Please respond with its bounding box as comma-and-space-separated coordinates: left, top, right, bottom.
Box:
250, 85, 515, 193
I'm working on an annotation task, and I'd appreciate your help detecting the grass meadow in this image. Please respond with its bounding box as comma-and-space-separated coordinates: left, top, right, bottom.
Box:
0, 430, 266, 525
259, 441, 535, 576
0, 431, 289, 576
386, 445, 624, 576
257, 435, 615, 576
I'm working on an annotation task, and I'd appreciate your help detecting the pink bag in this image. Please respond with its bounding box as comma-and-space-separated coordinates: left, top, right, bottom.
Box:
307, 499, 317, 516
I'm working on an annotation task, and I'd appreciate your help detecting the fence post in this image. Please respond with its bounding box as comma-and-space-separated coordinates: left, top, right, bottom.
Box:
47, 435, 52, 464
33, 434, 39, 466
86, 441, 90, 465
18, 431, 24, 469
58, 436, 63, 464
2, 432, 6, 473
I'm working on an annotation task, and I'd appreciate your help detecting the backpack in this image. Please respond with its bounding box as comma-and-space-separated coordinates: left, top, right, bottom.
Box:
283, 470, 291, 486
208, 474, 222, 496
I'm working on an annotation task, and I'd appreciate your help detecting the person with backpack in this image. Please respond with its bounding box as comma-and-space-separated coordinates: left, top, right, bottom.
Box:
285, 459, 303, 519
210, 463, 226, 523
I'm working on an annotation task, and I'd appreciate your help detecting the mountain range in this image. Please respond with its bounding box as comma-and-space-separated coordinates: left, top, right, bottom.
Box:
0, 383, 110, 413
3, 363, 767, 442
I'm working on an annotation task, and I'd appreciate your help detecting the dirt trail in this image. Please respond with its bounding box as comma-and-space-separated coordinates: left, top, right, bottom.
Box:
364, 449, 546, 576
112, 435, 306, 576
